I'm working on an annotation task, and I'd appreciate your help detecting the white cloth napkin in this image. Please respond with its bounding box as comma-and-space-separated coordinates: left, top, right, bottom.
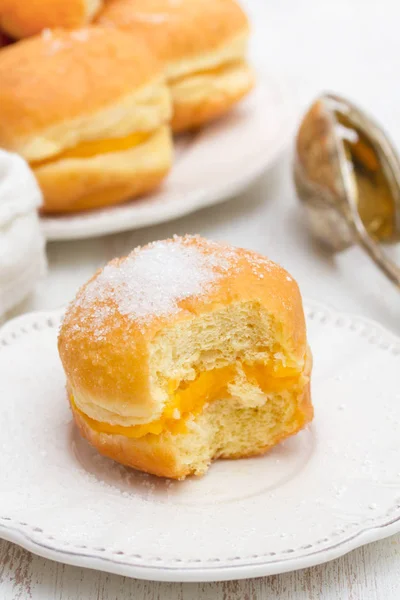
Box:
0, 150, 47, 317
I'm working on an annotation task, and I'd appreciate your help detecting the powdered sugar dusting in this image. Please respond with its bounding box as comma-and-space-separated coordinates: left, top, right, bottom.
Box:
64, 236, 283, 339
134, 11, 170, 24
242, 249, 274, 281
41, 28, 52, 41
41, 29, 91, 56
70, 30, 90, 42
77, 236, 229, 328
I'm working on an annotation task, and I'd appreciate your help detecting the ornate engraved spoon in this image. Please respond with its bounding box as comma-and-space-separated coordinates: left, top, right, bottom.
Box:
294, 93, 400, 289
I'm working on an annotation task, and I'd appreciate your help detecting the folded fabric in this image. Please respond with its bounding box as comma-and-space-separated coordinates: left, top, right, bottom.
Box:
0, 150, 47, 317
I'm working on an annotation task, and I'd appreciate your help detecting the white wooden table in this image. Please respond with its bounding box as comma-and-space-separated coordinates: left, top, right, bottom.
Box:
2, 0, 400, 597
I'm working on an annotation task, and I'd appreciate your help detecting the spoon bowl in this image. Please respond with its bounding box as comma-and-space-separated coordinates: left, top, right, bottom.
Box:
294, 93, 400, 288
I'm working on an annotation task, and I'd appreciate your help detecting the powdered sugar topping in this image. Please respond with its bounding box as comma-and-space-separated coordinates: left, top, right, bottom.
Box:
41, 29, 91, 56
64, 236, 282, 339
133, 12, 171, 24
70, 30, 90, 42
76, 236, 230, 327
41, 28, 52, 41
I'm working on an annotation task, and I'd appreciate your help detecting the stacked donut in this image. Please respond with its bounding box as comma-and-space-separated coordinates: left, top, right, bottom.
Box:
0, 0, 254, 213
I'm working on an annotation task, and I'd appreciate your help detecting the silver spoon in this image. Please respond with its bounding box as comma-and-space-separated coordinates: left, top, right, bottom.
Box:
294, 92, 400, 289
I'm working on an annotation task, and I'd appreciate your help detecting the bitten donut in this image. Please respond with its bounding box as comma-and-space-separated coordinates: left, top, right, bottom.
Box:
97, 0, 254, 132
58, 235, 313, 480
0, 27, 172, 213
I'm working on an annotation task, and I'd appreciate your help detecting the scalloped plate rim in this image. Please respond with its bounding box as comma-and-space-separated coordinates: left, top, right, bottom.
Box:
1, 515, 400, 582
1, 301, 400, 582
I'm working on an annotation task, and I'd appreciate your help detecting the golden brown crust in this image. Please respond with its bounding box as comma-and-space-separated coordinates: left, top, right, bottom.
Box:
0, 27, 164, 156
170, 62, 254, 132
97, 0, 249, 66
38, 169, 167, 214
36, 125, 172, 213
70, 368, 313, 480
0, 0, 101, 39
72, 405, 182, 478
58, 236, 308, 421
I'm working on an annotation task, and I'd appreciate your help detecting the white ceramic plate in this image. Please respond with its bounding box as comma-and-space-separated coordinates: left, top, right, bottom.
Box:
0, 302, 400, 582
40, 78, 294, 241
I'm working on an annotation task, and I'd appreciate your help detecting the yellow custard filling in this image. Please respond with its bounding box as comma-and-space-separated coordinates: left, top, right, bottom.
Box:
71, 362, 301, 439
31, 130, 153, 168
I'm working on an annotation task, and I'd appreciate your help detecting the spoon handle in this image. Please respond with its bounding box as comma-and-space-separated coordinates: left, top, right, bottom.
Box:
347, 212, 400, 289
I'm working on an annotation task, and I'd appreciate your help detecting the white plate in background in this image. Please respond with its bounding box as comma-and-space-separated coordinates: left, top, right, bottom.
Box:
1, 302, 400, 581
41, 78, 294, 241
